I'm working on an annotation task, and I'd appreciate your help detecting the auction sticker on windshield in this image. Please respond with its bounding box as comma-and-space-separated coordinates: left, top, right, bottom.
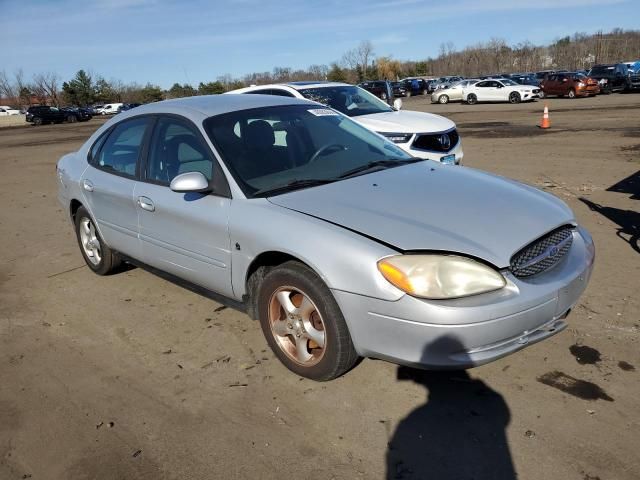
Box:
308, 108, 339, 116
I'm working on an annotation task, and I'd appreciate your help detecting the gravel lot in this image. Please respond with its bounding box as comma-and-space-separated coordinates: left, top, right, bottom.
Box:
1, 95, 638, 480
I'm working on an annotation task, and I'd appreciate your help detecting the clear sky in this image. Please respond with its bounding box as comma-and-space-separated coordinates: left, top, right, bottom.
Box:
1, 0, 638, 88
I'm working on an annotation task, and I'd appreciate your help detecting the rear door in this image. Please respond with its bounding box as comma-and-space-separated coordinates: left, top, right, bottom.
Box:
136, 115, 234, 296
81, 116, 153, 259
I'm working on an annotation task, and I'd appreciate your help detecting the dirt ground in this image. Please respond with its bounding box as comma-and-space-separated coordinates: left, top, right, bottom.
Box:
0, 94, 638, 480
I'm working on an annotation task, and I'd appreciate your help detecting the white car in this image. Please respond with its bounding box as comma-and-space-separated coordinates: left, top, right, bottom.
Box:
228, 82, 463, 165
0, 106, 20, 115
463, 79, 541, 104
95, 103, 123, 115
431, 79, 479, 104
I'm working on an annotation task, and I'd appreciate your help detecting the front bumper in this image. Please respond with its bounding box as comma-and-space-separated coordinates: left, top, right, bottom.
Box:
333, 227, 595, 369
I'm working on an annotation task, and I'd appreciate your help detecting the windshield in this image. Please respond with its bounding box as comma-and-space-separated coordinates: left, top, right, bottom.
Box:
204, 104, 413, 198
297, 85, 393, 117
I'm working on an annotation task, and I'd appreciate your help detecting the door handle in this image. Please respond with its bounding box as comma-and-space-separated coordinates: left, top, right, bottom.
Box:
137, 196, 155, 212
83, 179, 94, 192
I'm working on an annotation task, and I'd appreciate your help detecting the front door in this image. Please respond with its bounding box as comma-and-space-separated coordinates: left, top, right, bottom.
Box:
136, 115, 233, 297
81, 116, 152, 259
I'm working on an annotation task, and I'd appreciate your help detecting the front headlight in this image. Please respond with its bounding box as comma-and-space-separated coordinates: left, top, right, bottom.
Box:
377, 254, 506, 299
380, 132, 413, 144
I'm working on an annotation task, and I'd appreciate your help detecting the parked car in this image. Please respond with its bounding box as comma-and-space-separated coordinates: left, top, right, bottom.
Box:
432, 76, 464, 91
0, 105, 20, 115
358, 81, 394, 100
390, 81, 408, 97
588, 64, 640, 93
398, 78, 429, 96
463, 79, 541, 104
61, 107, 93, 122
95, 103, 124, 115
56, 94, 595, 380
506, 73, 540, 87
228, 82, 463, 164
117, 103, 142, 113
540, 72, 600, 98
430, 79, 479, 104
25, 106, 67, 125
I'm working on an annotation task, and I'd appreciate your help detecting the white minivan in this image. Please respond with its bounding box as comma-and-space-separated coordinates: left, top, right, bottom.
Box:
96, 103, 123, 115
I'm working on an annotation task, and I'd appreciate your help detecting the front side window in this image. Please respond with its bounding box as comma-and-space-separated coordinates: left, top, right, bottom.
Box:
297, 85, 393, 117
146, 117, 213, 184
93, 117, 150, 177
205, 105, 412, 197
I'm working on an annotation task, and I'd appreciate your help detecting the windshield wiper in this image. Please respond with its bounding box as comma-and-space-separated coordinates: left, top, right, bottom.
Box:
253, 178, 336, 197
337, 158, 423, 179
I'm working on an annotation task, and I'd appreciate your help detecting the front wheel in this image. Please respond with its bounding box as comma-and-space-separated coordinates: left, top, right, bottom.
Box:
74, 206, 121, 275
67, 115, 77, 123
256, 261, 358, 381
32, 116, 43, 126
381, 92, 388, 100
438, 94, 449, 104
466, 93, 477, 105
509, 92, 521, 104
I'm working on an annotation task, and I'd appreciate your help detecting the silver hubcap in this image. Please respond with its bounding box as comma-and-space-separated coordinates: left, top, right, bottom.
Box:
268, 287, 326, 366
79, 217, 101, 265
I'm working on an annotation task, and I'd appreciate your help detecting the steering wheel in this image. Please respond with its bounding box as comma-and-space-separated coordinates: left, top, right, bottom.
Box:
308, 143, 346, 164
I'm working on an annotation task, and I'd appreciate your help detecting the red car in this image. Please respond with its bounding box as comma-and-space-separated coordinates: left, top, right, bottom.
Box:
540, 72, 600, 98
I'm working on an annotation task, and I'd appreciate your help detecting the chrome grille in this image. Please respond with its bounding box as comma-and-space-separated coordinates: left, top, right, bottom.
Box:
412, 129, 459, 153
510, 226, 574, 277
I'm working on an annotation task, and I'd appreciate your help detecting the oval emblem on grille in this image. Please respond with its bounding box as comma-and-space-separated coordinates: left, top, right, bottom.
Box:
438, 134, 451, 150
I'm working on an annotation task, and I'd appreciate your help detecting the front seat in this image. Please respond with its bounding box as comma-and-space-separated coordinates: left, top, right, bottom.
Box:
241, 120, 288, 178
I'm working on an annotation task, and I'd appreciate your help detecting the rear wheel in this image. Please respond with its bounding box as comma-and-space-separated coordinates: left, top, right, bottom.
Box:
74, 206, 121, 275
538, 90, 545, 99
466, 93, 477, 105
381, 92, 388, 101
509, 92, 521, 104
67, 115, 77, 123
568, 88, 576, 99
438, 94, 449, 104
256, 261, 358, 381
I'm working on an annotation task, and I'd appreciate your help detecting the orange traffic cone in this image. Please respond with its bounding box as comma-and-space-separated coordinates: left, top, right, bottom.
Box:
539, 103, 550, 129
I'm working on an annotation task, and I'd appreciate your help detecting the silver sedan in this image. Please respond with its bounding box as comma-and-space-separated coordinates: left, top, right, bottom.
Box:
57, 94, 595, 380
431, 80, 479, 104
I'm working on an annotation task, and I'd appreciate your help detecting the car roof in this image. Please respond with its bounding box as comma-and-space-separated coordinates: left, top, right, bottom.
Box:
285, 81, 352, 89
117, 94, 314, 118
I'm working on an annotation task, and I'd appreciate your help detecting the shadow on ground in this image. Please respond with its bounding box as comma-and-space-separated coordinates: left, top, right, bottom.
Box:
386, 337, 515, 480
580, 197, 639, 254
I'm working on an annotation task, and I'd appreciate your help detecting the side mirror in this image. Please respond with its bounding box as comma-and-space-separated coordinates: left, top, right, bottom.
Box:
393, 98, 403, 110
170, 171, 211, 193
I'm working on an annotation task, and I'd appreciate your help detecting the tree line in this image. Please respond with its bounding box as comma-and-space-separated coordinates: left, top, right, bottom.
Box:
1, 28, 638, 107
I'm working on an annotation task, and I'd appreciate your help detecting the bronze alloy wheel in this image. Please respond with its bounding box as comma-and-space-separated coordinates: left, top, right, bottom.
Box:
268, 286, 326, 366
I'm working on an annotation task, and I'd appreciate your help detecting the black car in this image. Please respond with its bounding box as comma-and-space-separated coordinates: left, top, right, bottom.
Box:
61, 107, 93, 122
117, 103, 143, 113
358, 81, 394, 100
399, 78, 428, 96
506, 73, 540, 86
390, 82, 408, 97
25, 106, 67, 125
588, 63, 640, 93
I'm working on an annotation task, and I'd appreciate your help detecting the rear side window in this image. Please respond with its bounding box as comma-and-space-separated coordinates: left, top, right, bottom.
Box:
93, 117, 151, 177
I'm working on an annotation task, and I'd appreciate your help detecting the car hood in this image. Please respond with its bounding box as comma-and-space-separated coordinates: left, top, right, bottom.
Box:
355, 110, 455, 134
267, 163, 575, 268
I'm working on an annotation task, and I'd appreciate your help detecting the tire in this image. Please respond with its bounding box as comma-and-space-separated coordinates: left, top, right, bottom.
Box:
466, 93, 477, 105
405, 90, 412, 98
33, 116, 42, 126
255, 261, 358, 381
568, 89, 576, 99
67, 115, 77, 123
74, 206, 121, 275
381, 92, 387, 100
438, 94, 449, 104
509, 92, 521, 104
538, 91, 545, 99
